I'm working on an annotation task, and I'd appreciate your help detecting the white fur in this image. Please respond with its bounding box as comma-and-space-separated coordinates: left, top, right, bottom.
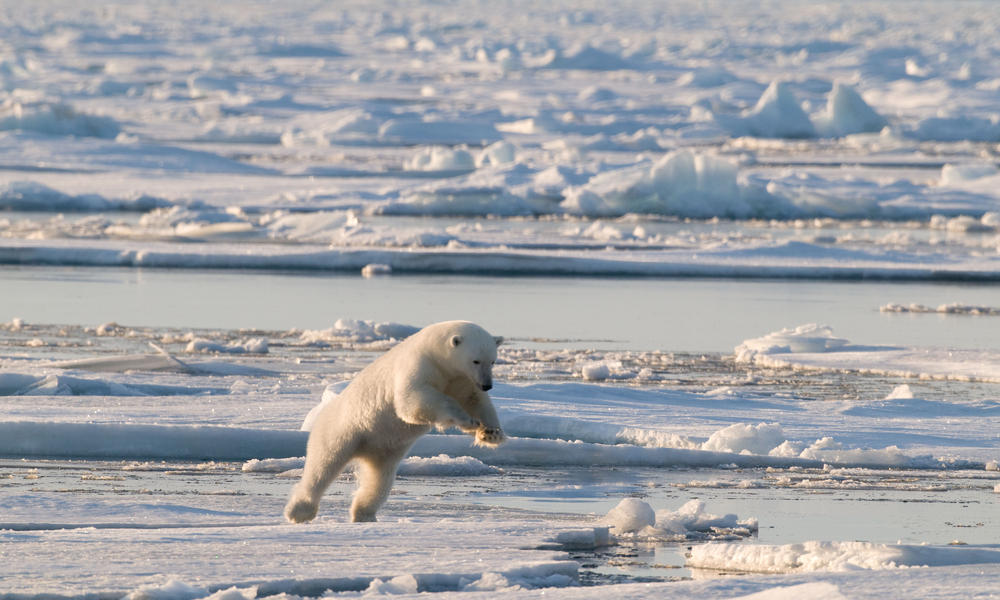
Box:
284, 320, 505, 523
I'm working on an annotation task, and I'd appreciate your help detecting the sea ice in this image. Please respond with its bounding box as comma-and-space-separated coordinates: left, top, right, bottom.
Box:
715, 81, 817, 139
603, 498, 757, 541
735, 324, 1000, 383
686, 540, 1000, 574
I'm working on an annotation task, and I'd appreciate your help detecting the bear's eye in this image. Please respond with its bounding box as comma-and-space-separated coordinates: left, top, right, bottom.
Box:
473, 360, 481, 365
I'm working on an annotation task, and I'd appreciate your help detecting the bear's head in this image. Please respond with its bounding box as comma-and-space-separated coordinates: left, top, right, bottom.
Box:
442, 322, 503, 392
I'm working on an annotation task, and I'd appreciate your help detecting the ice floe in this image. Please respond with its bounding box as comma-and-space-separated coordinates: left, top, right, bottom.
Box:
736, 324, 1000, 382
687, 540, 1000, 574
603, 498, 757, 541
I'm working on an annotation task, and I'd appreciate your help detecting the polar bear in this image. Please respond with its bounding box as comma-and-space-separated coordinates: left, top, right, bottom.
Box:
284, 320, 506, 523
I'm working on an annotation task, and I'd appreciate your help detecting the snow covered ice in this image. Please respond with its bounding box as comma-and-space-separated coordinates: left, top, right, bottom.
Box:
2, 0, 1000, 598
2, 0, 1000, 279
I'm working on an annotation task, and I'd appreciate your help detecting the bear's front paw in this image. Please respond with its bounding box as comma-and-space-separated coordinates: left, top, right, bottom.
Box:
474, 426, 506, 448
284, 498, 318, 524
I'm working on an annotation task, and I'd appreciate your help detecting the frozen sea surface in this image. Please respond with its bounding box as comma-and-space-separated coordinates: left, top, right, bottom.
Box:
2, 0, 1000, 598
1, 312, 999, 598
0, 0, 999, 279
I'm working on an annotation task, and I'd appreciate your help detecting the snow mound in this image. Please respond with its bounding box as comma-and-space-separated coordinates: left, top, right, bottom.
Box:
728, 583, 848, 600
940, 162, 1000, 186
540, 44, 632, 70
121, 579, 215, 600
603, 499, 758, 541
404, 146, 476, 172
0, 181, 163, 212
0, 373, 215, 397
687, 540, 1000, 574
0, 102, 121, 138
577, 86, 618, 102
735, 324, 849, 362
886, 384, 914, 400
379, 118, 501, 145
678, 67, 738, 88
909, 115, 1000, 142
242, 454, 501, 477
0, 373, 137, 396
259, 42, 346, 58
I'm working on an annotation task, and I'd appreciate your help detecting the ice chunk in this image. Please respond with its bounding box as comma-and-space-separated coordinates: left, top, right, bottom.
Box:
361, 263, 392, 278
602, 498, 757, 541
735, 324, 849, 362
299, 319, 419, 345
716, 81, 816, 138
185, 338, 268, 354
580, 362, 611, 381
602, 498, 656, 534
397, 454, 502, 476
476, 141, 517, 167
655, 499, 753, 536
551, 527, 611, 549
815, 82, 888, 137
687, 540, 1000, 573
563, 150, 747, 218
701, 423, 786, 455
120, 579, 208, 600
885, 384, 914, 400
364, 574, 418, 595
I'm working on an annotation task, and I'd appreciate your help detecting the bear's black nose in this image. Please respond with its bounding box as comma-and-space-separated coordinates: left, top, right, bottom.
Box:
481, 383, 492, 391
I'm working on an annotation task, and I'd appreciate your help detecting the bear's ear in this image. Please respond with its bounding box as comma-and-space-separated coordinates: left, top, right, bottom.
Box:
494, 336, 504, 347
450, 335, 462, 347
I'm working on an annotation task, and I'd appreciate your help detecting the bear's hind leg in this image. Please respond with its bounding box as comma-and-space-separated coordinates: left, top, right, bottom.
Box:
284, 442, 356, 523
349, 451, 405, 522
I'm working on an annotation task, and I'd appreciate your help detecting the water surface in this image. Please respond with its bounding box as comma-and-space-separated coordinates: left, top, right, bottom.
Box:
3, 265, 999, 352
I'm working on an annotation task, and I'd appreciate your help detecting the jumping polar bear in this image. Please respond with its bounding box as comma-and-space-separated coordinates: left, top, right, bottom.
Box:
284, 320, 506, 523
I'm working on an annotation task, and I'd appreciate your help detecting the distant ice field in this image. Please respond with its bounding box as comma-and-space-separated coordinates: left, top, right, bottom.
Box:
2, 0, 1000, 280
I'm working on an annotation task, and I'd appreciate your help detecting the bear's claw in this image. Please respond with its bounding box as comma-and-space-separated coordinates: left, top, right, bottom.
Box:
474, 426, 506, 447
